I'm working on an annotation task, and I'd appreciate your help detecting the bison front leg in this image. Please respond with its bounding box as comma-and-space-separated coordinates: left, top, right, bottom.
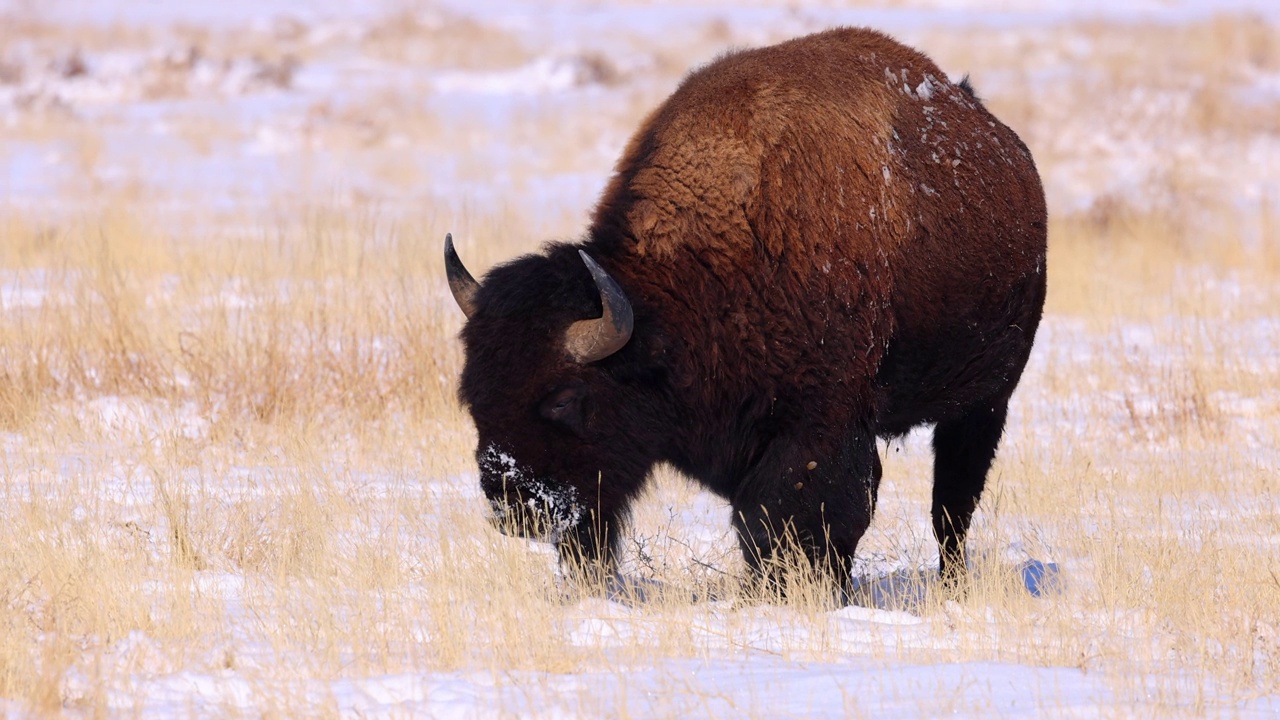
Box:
731, 430, 881, 599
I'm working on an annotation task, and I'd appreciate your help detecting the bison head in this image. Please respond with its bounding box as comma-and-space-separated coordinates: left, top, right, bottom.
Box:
445, 235, 666, 561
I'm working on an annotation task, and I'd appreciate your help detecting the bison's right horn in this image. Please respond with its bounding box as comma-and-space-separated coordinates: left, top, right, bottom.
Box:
565, 251, 634, 363
444, 233, 479, 318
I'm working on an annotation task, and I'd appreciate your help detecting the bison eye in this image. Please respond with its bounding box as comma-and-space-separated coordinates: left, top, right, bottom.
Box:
539, 385, 587, 434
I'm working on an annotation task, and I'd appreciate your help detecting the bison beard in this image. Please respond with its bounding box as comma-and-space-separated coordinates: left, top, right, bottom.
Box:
446, 27, 1047, 597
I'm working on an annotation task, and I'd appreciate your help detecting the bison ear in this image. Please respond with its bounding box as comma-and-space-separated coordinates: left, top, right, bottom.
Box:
564, 251, 634, 363
444, 233, 480, 318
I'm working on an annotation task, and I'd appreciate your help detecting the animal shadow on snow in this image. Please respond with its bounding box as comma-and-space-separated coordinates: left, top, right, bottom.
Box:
595, 559, 1060, 611
847, 558, 1063, 613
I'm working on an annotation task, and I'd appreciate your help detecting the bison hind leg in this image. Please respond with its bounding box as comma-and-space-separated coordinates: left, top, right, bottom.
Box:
931, 396, 1011, 589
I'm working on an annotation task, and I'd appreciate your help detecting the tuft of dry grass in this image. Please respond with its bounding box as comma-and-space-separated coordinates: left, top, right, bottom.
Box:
0, 207, 468, 436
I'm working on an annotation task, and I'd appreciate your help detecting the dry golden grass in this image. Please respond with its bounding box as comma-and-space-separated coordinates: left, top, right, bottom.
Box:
1, 8, 1279, 717
1, 195, 1275, 714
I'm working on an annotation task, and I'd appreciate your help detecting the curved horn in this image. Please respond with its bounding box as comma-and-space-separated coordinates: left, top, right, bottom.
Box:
444, 233, 479, 318
565, 251, 634, 363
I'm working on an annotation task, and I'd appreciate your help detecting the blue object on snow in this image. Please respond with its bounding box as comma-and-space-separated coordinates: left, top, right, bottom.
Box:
1018, 560, 1062, 597
847, 570, 931, 611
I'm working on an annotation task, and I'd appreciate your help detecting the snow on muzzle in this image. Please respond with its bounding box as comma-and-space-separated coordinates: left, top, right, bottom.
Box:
478, 445, 582, 542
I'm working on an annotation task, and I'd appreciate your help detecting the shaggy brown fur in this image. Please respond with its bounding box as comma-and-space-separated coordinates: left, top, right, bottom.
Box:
453, 27, 1047, 593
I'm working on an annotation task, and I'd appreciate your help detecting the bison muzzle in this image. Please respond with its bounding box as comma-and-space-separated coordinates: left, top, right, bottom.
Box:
446, 27, 1047, 595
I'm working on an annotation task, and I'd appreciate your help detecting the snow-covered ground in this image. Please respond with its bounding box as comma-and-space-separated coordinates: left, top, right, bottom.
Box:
4, 0, 1280, 226
2, 333, 1277, 718
2, 1, 1279, 717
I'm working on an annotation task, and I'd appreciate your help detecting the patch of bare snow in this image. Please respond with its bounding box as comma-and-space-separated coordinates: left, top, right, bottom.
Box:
58, 651, 1280, 719
76, 396, 212, 442
0, 46, 296, 114
434, 54, 617, 95
0, 270, 53, 309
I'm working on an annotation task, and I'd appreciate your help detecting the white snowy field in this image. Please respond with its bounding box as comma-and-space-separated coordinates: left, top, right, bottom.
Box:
4, 0, 1280, 225
2, 1, 1280, 717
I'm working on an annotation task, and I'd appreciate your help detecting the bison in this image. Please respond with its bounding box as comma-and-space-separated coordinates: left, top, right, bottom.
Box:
445, 27, 1046, 594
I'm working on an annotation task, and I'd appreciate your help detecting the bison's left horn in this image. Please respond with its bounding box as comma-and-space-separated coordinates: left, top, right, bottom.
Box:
444, 233, 480, 318
565, 251, 634, 363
